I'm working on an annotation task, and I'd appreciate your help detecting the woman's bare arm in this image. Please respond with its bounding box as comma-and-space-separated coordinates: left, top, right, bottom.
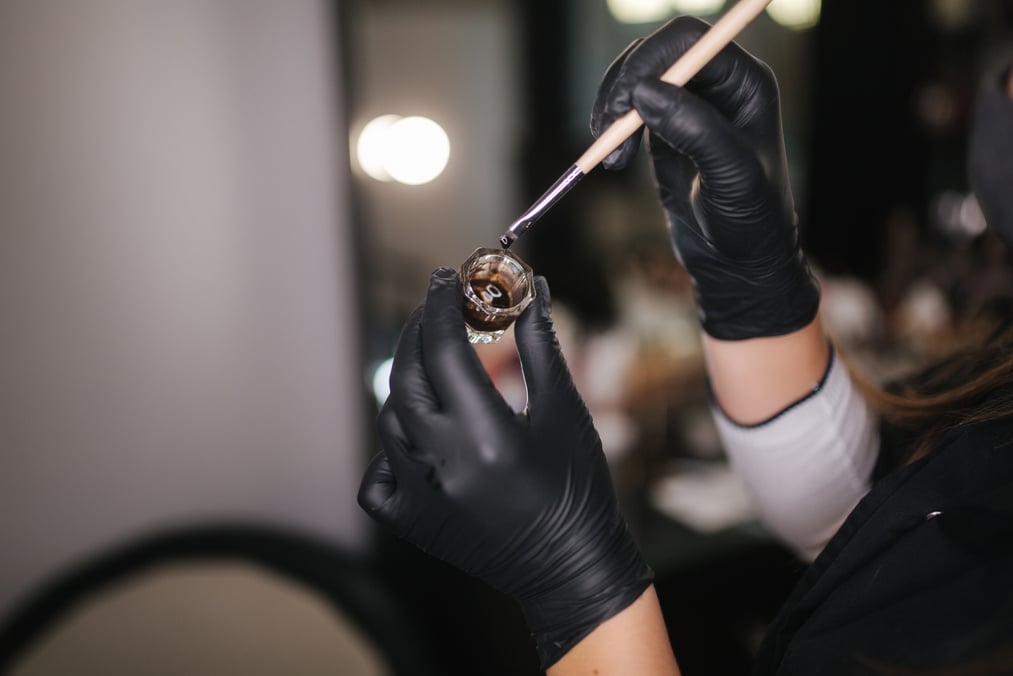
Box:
702, 314, 830, 425
548, 586, 681, 676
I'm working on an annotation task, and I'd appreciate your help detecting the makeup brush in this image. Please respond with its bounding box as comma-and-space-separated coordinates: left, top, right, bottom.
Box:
498, 0, 774, 249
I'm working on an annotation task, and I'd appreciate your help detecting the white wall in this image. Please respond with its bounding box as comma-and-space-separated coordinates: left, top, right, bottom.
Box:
0, 0, 366, 615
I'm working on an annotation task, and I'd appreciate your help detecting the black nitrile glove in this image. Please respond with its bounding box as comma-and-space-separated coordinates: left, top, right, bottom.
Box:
358, 268, 653, 669
591, 16, 820, 340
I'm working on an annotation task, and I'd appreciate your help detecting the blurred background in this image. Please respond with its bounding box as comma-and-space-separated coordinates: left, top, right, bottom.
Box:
1, 0, 1011, 675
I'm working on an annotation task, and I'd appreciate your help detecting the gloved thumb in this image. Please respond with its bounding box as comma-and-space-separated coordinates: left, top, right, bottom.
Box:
513, 277, 577, 408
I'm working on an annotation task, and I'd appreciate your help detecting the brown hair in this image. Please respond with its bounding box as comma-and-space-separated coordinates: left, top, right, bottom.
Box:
844, 307, 1013, 463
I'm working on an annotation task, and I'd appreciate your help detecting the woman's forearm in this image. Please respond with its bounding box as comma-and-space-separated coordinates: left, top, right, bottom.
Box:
702, 314, 830, 425
701, 313, 879, 559
547, 585, 681, 676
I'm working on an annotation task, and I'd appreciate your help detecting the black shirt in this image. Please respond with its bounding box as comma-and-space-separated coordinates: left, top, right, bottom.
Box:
754, 401, 1013, 675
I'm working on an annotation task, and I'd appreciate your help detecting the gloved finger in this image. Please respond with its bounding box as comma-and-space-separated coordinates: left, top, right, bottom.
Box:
420, 267, 513, 421
633, 79, 767, 207
643, 127, 701, 233
630, 16, 773, 127
387, 305, 443, 426
513, 277, 579, 412
377, 400, 436, 480
386, 307, 468, 462
590, 38, 645, 170
357, 452, 400, 526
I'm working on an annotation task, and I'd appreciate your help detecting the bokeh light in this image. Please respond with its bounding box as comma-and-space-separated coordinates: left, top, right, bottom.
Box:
607, 0, 726, 24
355, 115, 400, 182
607, 0, 673, 24
766, 0, 821, 30
670, 0, 726, 15
371, 357, 394, 405
355, 115, 450, 185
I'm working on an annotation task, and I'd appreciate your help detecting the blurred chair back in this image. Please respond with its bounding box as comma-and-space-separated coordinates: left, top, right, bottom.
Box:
0, 526, 440, 676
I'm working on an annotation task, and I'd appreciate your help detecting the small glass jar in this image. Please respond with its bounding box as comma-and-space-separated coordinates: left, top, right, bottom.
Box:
459, 247, 536, 344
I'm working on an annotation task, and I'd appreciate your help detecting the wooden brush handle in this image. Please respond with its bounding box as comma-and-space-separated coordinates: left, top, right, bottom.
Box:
575, 0, 773, 173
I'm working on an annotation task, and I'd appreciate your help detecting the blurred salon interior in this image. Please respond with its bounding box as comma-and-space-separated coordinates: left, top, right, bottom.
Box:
1, 0, 1011, 674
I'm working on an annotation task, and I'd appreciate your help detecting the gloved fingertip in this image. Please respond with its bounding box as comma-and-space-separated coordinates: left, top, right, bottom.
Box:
592, 37, 645, 133
432, 266, 458, 281
602, 149, 628, 171
427, 266, 463, 299
533, 276, 552, 307
602, 134, 641, 171
357, 452, 397, 515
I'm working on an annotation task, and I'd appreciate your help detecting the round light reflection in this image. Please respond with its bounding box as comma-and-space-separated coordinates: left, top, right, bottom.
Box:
384, 116, 450, 185
670, 0, 725, 15
371, 357, 394, 405
607, 0, 672, 24
356, 115, 401, 182
355, 115, 451, 186
766, 0, 821, 30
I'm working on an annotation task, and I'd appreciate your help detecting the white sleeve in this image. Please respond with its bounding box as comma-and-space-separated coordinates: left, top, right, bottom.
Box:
711, 350, 879, 561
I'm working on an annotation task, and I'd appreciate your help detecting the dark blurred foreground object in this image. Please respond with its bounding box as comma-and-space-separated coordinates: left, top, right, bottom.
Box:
0, 525, 440, 676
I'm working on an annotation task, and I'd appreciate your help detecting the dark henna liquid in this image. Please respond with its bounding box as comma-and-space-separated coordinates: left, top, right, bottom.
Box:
463, 273, 516, 332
